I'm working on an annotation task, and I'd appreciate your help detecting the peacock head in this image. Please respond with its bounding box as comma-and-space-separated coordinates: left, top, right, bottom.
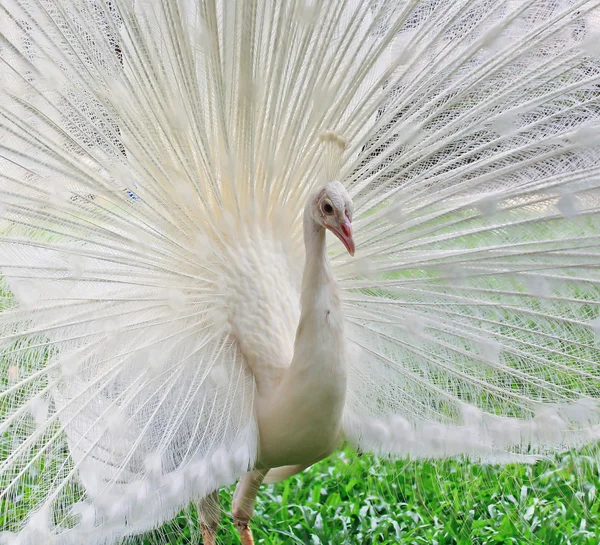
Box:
311, 180, 355, 256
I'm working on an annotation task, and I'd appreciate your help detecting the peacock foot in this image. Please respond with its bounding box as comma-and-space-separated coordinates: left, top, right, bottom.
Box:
201, 522, 218, 545
234, 517, 255, 545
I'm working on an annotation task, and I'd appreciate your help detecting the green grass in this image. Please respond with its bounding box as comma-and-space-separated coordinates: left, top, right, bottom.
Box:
136, 447, 600, 545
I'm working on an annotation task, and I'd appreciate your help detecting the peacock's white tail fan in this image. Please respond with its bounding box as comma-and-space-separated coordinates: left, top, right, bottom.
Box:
0, 243, 259, 541
0, 0, 599, 543
335, 1, 600, 459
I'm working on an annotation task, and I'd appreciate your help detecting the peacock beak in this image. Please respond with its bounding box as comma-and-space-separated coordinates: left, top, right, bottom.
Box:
329, 215, 355, 256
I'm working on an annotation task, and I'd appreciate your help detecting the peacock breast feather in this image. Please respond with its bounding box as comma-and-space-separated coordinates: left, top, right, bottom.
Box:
214, 222, 303, 394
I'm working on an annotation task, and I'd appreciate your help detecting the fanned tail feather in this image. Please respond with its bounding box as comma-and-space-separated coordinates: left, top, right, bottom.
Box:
336, 0, 600, 460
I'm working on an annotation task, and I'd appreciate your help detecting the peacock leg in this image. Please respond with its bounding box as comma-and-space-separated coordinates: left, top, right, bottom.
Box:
232, 468, 269, 545
198, 491, 220, 545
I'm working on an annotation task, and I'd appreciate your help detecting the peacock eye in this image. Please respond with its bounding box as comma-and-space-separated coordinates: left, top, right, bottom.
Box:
322, 202, 334, 215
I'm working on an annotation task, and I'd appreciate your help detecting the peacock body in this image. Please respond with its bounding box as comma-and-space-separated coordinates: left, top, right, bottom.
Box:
1, 0, 600, 543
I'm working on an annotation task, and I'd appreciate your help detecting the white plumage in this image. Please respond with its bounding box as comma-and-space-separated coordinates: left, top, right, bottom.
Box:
1, 0, 600, 543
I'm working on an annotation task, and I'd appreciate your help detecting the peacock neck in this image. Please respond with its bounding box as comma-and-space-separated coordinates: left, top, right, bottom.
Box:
300, 205, 335, 308
296, 203, 345, 365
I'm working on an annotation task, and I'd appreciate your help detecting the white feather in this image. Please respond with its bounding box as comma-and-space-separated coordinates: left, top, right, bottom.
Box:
1, 0, 600, 543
